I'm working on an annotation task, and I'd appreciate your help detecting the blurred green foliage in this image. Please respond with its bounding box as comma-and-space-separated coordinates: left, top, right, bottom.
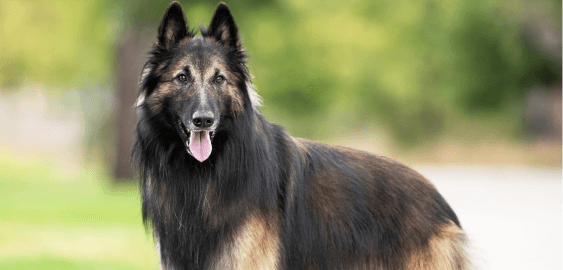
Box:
0, 0, 560, 144
0, 0, 117, 87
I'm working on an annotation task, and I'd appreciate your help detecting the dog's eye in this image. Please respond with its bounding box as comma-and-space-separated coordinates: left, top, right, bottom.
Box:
177, 74, 188, 82
215, 75, 225, 84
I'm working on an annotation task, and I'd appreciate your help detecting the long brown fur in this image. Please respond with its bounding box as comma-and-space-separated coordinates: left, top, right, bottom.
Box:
133, 2, 470, 269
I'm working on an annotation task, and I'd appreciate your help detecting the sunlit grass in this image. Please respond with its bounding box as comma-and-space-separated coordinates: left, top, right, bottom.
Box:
0, 152, 159, 270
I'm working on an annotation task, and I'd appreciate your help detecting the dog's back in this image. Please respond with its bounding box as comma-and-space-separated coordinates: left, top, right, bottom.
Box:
283, 138, 468, 269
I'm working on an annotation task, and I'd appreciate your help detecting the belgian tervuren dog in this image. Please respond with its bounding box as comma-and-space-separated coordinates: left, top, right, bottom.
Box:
133, 2, 469, 269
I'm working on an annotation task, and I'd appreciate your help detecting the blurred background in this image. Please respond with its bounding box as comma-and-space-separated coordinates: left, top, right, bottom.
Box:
0, 0, 560, 269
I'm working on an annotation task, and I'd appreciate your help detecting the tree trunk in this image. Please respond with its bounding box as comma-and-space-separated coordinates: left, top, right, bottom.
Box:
113, 29, 152, 181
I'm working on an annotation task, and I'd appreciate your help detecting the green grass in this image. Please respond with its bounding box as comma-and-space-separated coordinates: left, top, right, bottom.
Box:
0, 152, 159, 270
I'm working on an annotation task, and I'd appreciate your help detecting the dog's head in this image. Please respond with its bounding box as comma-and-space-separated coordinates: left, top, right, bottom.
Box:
137, 2, 260, 162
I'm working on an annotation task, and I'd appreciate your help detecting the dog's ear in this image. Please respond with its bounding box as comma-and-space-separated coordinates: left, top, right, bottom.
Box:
156, 2, 192, 50
207, 3, 241, 50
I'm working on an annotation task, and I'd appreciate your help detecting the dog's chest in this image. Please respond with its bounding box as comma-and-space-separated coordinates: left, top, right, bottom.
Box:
208, 214, 281, 270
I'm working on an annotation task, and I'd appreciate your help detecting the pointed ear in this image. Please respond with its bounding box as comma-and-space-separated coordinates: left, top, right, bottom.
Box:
207, 3, 240, 50
156, 2, 192, 50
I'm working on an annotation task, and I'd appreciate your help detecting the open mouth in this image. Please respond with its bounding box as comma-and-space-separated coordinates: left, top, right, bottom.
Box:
176, 118, 214, 162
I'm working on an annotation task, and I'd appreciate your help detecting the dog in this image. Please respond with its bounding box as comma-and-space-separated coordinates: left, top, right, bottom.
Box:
132, 2, 469, 269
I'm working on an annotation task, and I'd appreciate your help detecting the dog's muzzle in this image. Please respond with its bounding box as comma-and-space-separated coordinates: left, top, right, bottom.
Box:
175, 115, 215, 162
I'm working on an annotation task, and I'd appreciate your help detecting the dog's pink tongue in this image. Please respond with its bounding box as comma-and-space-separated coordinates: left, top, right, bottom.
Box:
189, 131, 212, 162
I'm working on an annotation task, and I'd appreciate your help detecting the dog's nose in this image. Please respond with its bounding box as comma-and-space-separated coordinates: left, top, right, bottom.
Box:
192, 112, 214, 128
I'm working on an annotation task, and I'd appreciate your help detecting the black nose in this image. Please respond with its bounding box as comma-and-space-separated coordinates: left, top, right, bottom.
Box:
192, 113, 214, 128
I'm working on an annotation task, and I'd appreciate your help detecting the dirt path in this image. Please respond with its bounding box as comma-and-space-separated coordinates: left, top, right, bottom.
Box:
416, 166, 562, 270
